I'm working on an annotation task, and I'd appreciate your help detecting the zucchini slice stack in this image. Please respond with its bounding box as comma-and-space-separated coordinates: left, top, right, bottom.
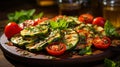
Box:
26, 30, 61, 51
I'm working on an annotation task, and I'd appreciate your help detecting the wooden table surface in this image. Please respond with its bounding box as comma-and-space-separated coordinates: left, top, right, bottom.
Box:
0, 0, 120, 67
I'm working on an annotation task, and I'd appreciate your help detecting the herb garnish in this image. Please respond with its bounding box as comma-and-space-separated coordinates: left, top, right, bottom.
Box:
79, 45, 92, 55
104, 20, 120, 37
7, 9, 43, 24
50, 19, 68, 30
104, 58, 120, 67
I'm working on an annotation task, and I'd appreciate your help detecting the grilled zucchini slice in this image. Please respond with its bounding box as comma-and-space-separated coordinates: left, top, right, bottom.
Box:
47, 29, 61, 43
11, 34, 36, 47
25, 40, 47, 52
20, 25, 48, 37
63, 29, 79, 50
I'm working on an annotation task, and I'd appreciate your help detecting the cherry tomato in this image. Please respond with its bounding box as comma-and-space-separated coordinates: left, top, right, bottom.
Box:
52, 15, 63, 21
46, 42, 66, 56
19, 18, 48, 28
34, 17, 48, 26
19, 20, 34, 29
4, 22, 22, 39
92, 17, 106, 27
78, 13, 94, 24
52, 15, 67, 21
93, 36, 111, 49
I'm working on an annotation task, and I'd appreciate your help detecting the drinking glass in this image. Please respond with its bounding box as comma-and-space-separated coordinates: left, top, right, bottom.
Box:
58, 0, 82, 16
103, 0, 120, 28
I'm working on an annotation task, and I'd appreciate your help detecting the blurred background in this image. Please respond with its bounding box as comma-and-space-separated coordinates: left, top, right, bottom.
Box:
0, 0, 103, 20
0, 0, 58, 20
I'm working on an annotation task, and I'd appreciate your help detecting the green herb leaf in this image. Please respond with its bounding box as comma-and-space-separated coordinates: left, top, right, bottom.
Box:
33, 12, 44, 19
7, 9, 35, 24
50, 19, 68, 30
104, 20, 119, 37
59, 19, 68, 29
104, 58, 116, 67
50, 21, 59, 29
79, 35, 86, 44
7, 9, 43, 24
27, 9, 36, 17
79, 45, 92, 55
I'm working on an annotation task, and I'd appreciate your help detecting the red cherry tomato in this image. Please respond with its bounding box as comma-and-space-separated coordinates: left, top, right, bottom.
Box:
52, 15, 67, 21
78, 13, 94, 24
92, 17, 106, 27
19, 18, 49, 28
93, 36, 111, 49
20, 20, 34, 29
46, 42, 66, 56
4, 22, 22, 39
34, 17, 48, 26
52, 15, 63, 21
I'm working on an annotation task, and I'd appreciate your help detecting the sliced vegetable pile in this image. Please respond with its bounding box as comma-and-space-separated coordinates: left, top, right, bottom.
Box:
4, 12, 120, 56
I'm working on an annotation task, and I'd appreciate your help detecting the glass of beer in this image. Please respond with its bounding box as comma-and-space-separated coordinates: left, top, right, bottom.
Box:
58, 0, 82, 16
103, 0, 120, 29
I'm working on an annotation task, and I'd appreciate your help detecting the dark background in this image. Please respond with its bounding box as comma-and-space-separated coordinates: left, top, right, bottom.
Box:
0, 0, 103, 20
0, 0, 39, 20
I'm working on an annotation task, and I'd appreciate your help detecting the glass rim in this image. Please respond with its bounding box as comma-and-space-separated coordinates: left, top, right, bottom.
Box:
103, 0, 120, 6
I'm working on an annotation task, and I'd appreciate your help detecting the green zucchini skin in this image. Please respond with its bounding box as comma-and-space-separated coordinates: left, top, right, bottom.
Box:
20, 25, 48, 37
46, 29, 61, 43
25, 29, 61, 52
63, 29, 79, 50
25, 40, 47, 52
10, 34, 37, 48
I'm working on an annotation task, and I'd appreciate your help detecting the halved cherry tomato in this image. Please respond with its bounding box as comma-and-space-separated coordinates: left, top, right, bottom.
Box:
78, 13, 94, 24
52, 15, 63, 21
92, 17, 106, 27
19, 18, 48, 28
46, 42, 66, 56
34, 17, 48, 26
4, 22, 22, 39
19, 20, 34, 29
93, 36, 111, 49
52, 15, 67, 21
